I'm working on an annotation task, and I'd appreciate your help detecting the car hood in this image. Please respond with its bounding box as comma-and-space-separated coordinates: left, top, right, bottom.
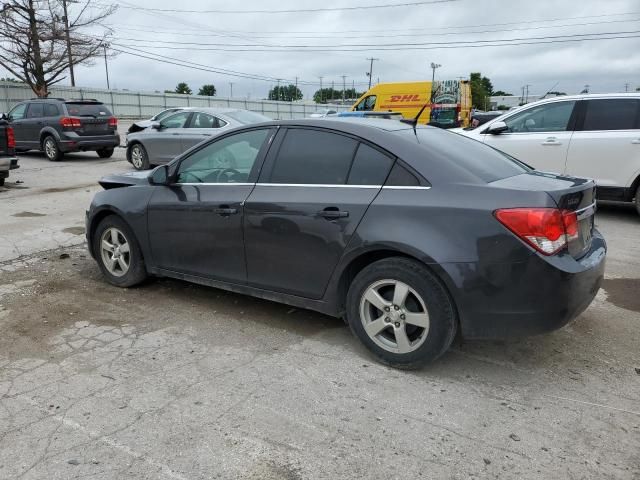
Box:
99, 170, 151, 189
127, 120, 153, 133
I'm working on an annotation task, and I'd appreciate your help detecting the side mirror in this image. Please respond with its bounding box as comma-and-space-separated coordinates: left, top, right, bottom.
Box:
486, 120, 508, 134
150, 121, 162, 130
148, 165, 169, 185
0, 113, 7, 121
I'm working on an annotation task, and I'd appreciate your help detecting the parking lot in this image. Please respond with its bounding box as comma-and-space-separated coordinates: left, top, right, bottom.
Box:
1, 148, 639, 479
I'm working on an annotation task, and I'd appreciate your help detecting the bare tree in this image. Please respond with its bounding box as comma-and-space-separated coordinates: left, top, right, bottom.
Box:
0, 0, 116, 97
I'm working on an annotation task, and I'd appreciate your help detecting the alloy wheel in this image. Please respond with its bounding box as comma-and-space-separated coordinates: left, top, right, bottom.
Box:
131, 145, 143, 169
44, 138, 57, 159
100, 227, 131, 277
359, 279, 430, 354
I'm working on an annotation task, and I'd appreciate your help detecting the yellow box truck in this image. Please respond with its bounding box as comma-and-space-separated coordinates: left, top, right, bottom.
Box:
350, 80, 472, 128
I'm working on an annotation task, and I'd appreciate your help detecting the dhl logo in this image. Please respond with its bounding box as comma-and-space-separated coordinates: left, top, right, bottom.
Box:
388, 94, 422, 102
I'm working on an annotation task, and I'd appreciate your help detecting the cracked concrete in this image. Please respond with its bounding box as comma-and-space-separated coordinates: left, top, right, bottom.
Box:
0, 150, 639, 479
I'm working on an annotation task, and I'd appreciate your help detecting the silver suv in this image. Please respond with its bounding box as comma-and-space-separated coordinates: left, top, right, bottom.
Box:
6, 98, 120, 161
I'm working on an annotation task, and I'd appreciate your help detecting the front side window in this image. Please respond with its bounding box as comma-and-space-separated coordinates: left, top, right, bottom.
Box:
153, 108, 181, 122
503, 101, 576, 133
355, 96, 377, 112
160, 111, 191, 129
269, 129, 358, 185
27, 103, 44, 118
176, 129, 270, 184
8, 103, 27, 120
189, 112, 227, 128
582, 99, 640, 131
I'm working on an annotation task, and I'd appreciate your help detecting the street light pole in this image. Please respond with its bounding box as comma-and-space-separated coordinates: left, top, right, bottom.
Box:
102, 43, 110, 89
62, 0, 75, 87
366, 57, 379, 89
229, 82, 234, 98
430, 62, 441, 83
341, 75, 346, 104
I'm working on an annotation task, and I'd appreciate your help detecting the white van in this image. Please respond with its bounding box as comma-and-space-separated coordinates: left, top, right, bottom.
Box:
456, 94, 640, 214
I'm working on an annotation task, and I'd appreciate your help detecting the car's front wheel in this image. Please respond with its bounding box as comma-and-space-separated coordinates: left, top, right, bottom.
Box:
635, 184, 640, 216
128, 143, 150, 170
93, 215, 148, 287
346, 257, 457, 369
42, 135, 63, 161
97, 147, 114, 158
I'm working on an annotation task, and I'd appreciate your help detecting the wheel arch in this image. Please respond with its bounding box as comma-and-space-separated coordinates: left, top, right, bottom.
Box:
125, 140, 142, 161
39, 127, 60, 148
88, 207, 139, 260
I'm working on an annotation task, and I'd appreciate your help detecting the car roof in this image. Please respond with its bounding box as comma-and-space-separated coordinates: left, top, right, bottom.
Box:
259, 117, 415, 132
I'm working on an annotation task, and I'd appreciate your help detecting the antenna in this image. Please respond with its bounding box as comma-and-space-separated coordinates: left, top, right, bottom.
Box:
400, 102, 430, 130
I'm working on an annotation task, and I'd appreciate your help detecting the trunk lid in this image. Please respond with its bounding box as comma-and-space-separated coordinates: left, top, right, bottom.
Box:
490, 171, 596, 258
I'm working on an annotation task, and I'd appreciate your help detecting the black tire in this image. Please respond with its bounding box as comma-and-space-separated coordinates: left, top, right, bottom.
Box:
42, 135, 63, 161
0, 178, 5, 186
93, 215, 148, 287
97, 147, 114, 158
346, 257, 457, 369
635, 184, 640, 217
128, 143, 150, 170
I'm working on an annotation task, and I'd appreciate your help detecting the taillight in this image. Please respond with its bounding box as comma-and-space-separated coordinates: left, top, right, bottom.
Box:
108, 117, 118, 127
6, 126, 15, 149
60, 117, 81, 128
494, 208, 578, 255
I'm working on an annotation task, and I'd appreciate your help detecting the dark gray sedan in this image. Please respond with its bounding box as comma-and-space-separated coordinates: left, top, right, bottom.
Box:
125, 108, 271, 170
87, 119, 606, 368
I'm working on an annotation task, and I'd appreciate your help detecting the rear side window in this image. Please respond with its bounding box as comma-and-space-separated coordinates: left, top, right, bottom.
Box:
190, 112, 227, 128
269, 129, 358, 184
581, 99, 640, 131
27, 103, 44, 118
347, 143, 393, 185
386, 163, 421, 186
65, 102, 112, 117
44, 104, 59, 117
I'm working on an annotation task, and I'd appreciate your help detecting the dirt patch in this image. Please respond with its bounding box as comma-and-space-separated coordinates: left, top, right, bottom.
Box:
12, 211, 46, 218
41, 183, 95, 194
62, 226, 85, 235
602, 278, 640, 313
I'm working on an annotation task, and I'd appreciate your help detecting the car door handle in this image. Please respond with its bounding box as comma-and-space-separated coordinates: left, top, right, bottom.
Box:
632, 139, 640, 144
317, 207, 349, 219
542, 137, 561, 146
213, 206, 238, 215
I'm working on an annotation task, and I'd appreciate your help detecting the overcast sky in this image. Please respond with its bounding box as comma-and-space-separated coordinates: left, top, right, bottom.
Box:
9, 0, 640, 99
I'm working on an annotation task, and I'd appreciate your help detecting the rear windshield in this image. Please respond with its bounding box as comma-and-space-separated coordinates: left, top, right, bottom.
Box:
394, 127, 530, 183
225, 110, 271, 124
65, 102, 112, 117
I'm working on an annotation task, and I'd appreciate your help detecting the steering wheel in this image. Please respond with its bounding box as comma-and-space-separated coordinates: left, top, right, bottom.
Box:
180, 171, 206, 183
216, 168, 242, 183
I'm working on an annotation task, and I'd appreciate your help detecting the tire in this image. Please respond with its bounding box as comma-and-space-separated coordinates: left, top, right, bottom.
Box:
128, 143, 150, 170
635, 184, 640, 217
97, 147, 114, 158
346, 257, 457, 369
93, 215, 148, 287
42, 135, 63, 161
0, 178, 4, 186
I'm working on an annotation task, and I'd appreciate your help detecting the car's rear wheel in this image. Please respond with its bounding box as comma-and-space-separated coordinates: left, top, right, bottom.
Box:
0, 178, 4, 186
346, 257, 457, 369
129, 143, 150, 170
635, 184, 640, 216
93, 215, 147, 287
42, 135, 63, 161
97, 147, 114, 158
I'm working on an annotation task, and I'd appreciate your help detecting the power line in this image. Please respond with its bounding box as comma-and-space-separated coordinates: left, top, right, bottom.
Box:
105, 0, 460, 14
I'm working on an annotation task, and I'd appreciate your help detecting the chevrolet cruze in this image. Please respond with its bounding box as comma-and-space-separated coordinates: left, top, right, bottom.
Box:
86, 119, 606, 368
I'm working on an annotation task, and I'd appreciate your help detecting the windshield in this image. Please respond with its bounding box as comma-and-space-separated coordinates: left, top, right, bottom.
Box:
394, 127, 530, 183
65, 102, 112, 117
225, 110, 271, 124
153, 109, 181, 121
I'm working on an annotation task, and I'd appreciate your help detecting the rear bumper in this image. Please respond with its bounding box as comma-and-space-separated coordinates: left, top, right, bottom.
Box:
444, 230, 606, 339
59, 134, 120, 152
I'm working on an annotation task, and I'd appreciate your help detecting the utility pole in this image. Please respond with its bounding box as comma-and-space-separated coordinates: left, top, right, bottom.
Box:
521, 85, 525, 104
102, 43, 110, 90
318, 76, 323, 102
62, 0, 75, 87
276, 78, 282, 101
341, 75, 347, 104
331, 81, 334, 102
366, 57, 379, 89
295, 76, 298, 100
525, 84, 531, 103
229, 82, 234, 98
430, 62, 441, 83
625, 83, 629, 92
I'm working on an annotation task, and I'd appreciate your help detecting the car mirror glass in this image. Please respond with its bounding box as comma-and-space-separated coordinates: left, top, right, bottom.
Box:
150, 121, 162, 130
486, 120, 508, 134
149, 165, 169, 185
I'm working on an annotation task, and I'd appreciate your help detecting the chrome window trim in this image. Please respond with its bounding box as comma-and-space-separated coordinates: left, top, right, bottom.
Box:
169, 183, 431, 190
255, 183, 380, 189
382, 185, 432, 190
172, 182, 254, 186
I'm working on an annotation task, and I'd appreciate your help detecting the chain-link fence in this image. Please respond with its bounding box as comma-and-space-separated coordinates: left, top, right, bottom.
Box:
0, 82, 349, 120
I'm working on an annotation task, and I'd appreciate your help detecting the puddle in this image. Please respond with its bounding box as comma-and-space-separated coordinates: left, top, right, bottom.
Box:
62, 226, 85, 235
12, 211, 46, 218
602, 278, 640, 313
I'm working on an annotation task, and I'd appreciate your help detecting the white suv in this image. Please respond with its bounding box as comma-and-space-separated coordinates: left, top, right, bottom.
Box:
457, 94, 640, 214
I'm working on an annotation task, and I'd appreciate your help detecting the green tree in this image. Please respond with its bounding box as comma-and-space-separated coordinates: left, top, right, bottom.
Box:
174, 82, 192, 95
198, 84, 216, 96
0, 77, 22, 83
493, 90, 512, 96
268, 84, 303, 102
469, 72, 494, 110
313, 87, 363, 103
635, 86, 640, 92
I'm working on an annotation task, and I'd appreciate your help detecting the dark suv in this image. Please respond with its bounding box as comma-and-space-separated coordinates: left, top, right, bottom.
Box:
6, 98, 120, 161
